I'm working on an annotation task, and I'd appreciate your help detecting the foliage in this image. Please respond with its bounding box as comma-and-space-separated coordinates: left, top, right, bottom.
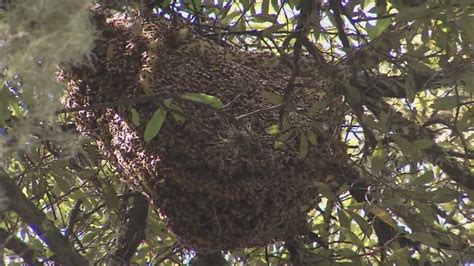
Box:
0, 0, 473, 265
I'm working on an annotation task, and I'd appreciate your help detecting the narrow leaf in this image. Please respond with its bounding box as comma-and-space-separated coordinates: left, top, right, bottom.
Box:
431, 96, 467, 110
410, 170, 434, 187
371, 142, 386, 174
369, 206, 397, 228
164, 99, 186, 124
341, 81, 361, 104
261, 90, 283, 105
386, 247, 410, 264
130, 107, 140, 126
338, 209, 351, 229
411, 138, 433, 150
407, 232, 439, 248
144, 108, 167, 142
340, 228, 365, 248
182, 93, 223, 109
396, 6, 430, 22
298, 131, 309, 159
313, 181, 336, 200
367, 18, 392, 39
306, 130, 317, 145
307, 100, 328, 116
346, 209, 372, 237
265, 124, 280, 135
102, 182, 119, 210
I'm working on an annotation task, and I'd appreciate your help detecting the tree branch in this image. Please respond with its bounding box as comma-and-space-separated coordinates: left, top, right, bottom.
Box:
329, 0, 351, 49
0, 169, 89, 265
190, 252, 226, 266
362, 97, 474, 190
0, 228, 40, 265
349, 181, 419, 252
108, 192, 149, 264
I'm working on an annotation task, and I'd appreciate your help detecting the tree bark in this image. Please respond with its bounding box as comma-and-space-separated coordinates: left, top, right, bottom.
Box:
0, 169, 89, 266
0, 228, 40, 265
107, 192, 149, 265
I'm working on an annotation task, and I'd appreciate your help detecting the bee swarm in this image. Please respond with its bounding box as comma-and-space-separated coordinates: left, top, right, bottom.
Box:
62, 7, 351, 253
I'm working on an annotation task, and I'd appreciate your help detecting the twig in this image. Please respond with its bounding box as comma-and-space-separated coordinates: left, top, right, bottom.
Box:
328, 0, 351, 49
0, 169, 89, 265
0, 228, 40, 265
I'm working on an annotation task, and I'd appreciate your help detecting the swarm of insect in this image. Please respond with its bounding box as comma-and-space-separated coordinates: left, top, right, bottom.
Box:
62, 6, 350, 252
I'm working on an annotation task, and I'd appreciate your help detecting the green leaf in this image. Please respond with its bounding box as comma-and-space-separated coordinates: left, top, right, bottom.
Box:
130, 107, 140, 126
407, 232, 439, 248
102, 181, 119, 210
459, 14, 474, 44
261, 23, 286, 37
191, 0, 202, 11
361, 115, 380, 130
270, 0, 279, 11
274, 130, 293, 149
408, 61, 434, 73
340, 228, 365, 248
409, 170, 434, 187
305, 130, 317, 145
367, 18, 392, 39
411, 138, 433, 150
392, 135, 414, 155
338, 209, 351, 229
0, 89, 11, 123
51, 172, 72, 193
369, 206, 397, 228
341, 81, 361, 104
261, 0, 269, 14
429, 188, 460, 203
392, 135, 433, 155
395, 6, 430, 22
404, 72, 417, 103
265, 124, 280, 135
431, 96, 467, 110
182, 93, 223, 109
378, 110, 389, 133
371, 142, 386, 174
386, 247, 410, 264
347, 202, 367, 210
261, 90, 283, 105
164, 99, 185, 124
298, 131, 309, 159
307, 100, 328, 116
346, 209, 372, 237
414, 202, 438, 225
252, 14, 278, 23
314, 181, 336, 200
337, 248, 362, 264
144, 108, 167, 142
337, 248, 358, 258
9, 99, 23, 117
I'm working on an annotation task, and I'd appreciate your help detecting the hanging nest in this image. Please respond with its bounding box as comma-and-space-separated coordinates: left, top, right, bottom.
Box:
62, 6, 352, 252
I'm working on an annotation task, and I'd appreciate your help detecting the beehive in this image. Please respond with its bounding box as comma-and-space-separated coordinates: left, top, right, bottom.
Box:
62, 6, 350, 252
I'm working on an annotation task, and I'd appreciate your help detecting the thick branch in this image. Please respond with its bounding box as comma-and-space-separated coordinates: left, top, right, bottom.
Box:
0, 228, 40, 265
108, 192, 149, 264
362, 97, 474, 190
190, 252, 226, 266
0, 169, 89, 265
329, 0, 351, 48
350, 51, 471, 98
348, 173, 418, 251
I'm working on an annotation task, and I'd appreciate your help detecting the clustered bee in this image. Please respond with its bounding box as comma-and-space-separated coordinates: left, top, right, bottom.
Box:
63, 6, 350, 252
